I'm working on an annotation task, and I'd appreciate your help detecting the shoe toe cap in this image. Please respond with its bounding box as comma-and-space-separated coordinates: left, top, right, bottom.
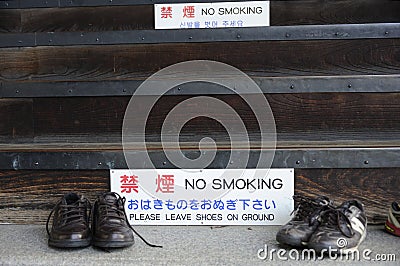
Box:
51, 230, 90, 241
95, 228, 134, 242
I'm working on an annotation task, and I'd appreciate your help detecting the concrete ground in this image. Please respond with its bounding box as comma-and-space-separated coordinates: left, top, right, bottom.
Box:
0, 224, 398, 265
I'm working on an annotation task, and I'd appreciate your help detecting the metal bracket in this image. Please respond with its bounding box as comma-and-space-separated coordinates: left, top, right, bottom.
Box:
1, 23, 399, 48
1, 75, 400, 98
1, 148, 399, 170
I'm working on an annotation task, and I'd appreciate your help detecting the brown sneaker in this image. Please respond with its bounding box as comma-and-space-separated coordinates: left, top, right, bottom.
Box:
308, 200, 367, 254
46, 193, 91, 248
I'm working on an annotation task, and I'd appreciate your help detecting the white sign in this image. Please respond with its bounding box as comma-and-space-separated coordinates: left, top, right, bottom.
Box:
155, 1, 270, 29
110, 168, 294, 225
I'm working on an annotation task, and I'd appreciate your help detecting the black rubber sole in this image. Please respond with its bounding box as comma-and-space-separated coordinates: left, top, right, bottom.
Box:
48, 238, 91, 248
92, 238, 134, 248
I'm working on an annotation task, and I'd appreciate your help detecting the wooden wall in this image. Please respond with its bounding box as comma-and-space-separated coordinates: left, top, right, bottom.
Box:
0, 0, 399, 224
1, 0, 400, 33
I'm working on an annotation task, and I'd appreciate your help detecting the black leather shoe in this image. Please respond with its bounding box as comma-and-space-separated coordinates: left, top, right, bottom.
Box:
92, 192, 135, 248
46, 192, 91, 248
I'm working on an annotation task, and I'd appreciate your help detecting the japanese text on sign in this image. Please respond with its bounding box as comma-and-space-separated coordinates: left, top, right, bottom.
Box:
110, 169, 294, 225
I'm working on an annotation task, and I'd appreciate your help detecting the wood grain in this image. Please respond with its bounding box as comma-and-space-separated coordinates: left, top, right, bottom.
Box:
2, 39, 400, 82
0, 170, 109, 209
0, 93, 397, 145
28, 93, 400, 144
32, 97, 127, 136
0, 169, 397, 224
0, 9, 20, 33
21, 6, 153, 32
1, 0, 399, 32
0, 99, 33, 142
296, 168, 400, 224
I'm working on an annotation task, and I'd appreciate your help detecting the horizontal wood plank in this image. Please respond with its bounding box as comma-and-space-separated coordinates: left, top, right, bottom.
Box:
0, 99, 33, 141
1, 0, 399, 32
0, 170, 109, 209
1, 6, 153, 33
0, 9, 20, 33
0, 169, 397, 224
32, 97, 126, 136
2, 140, 400, 152
1, 39, 400, 82
25, 93, 400, 143
0, 94, 395, 144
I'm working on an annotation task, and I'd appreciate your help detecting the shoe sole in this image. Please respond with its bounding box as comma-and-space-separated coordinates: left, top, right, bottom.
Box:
276, 232, 308, 248
385, 220, 400, 237
308, 226, 367, 254
48, 238, 91, 248
92, 239, 134, 248
339, 228, 367, 254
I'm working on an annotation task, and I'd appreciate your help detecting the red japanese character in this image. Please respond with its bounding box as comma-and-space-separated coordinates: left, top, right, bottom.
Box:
120, 175, 139, 193
183, 6, 195, 18
156, 174, 175, 193
161, 6, 173, 19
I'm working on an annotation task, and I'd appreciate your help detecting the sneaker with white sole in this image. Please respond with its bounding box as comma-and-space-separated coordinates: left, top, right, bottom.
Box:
308, 200, 367, 254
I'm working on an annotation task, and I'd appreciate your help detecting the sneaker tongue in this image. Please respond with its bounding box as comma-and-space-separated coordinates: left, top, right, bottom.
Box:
63, 193, 80, 205
339, 200, 363, 213
100, 193, 125, 223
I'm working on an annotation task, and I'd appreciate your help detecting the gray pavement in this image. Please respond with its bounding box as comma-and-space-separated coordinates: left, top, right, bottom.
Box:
0, 224, 398, 265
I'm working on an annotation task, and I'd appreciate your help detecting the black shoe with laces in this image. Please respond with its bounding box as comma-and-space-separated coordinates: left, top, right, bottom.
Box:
92, 192, 162, 248
46, 192, 91, 248
276, 195, 332, 247
308, 200, 367, 254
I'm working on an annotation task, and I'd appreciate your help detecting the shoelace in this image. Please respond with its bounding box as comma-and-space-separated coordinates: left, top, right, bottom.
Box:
291, 195, 329, 222
97, 192, 162, 248
98, 198, 125, 222
46, 197, 91, 236
320, 206, 354, 238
